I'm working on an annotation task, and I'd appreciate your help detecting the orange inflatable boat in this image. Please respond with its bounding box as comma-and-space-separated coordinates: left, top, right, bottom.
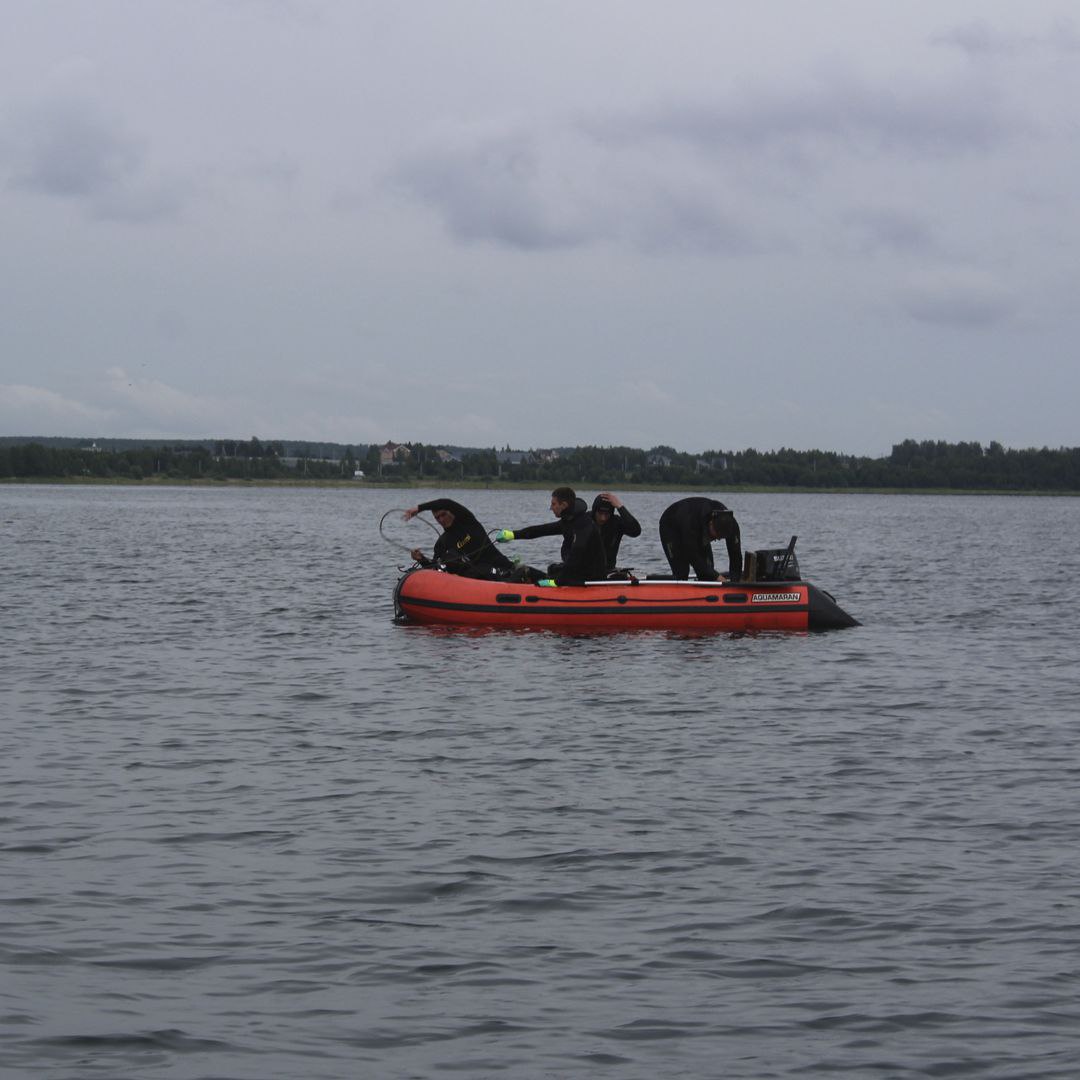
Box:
393, 568, 858, 632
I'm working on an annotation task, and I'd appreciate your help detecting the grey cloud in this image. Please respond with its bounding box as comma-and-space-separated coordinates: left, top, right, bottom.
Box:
394, 68, 1010, 256
1, 98, 184, 223
3, 99, 139, 197
217, 0, 326, 26
92, 181, 189, 224
395, 136, 595, 251
1048, 19, 1080, 52
842, 208, 939, 257
934, 20, 1025, 57
628, 186, 754, 255
394, 132, 756, 255
903, 294, 1010, 326
592, 75, 1007, 157
899, 270, 1014, 327
935, 18, 1080, 57
0, 383, 112, 427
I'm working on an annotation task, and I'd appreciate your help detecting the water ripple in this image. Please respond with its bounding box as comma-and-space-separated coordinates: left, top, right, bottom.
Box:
3, 486, 1080, 1079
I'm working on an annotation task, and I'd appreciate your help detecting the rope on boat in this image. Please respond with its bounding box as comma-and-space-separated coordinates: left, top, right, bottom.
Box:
524, 592, 722, 605
379, 508, 439, 553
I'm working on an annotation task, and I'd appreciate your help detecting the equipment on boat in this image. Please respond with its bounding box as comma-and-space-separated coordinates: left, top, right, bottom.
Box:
378, 507, 439, 553
744, 534, 801, 583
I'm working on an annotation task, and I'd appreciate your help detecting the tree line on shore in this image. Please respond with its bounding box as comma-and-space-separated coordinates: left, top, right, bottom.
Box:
2, 437, 1079, 491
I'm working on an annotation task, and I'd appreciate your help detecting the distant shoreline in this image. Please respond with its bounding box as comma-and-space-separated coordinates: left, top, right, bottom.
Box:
2, 476, 1074, 496
6, 437, 1076, 492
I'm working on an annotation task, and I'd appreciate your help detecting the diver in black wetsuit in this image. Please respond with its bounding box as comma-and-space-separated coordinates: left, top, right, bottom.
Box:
591, 492, 642, 572
494, 486, 606, 586
658, 496, 742, 581
403, 499, 512, 574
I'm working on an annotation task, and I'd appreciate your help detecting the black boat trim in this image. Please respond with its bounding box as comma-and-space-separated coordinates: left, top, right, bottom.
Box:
399, 595, 807, 619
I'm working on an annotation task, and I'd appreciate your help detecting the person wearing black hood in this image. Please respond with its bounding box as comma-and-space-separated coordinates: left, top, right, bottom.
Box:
495, 486, 606, 586
403, 499, 512, 574
658, 496, 742, 581
591, 491, 641, 572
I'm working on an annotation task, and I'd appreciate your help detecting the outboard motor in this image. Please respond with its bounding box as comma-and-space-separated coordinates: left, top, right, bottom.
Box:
747, 535, 801, 581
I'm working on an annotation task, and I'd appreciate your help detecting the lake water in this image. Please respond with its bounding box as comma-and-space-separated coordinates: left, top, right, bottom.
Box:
3, 484, 1079, 1079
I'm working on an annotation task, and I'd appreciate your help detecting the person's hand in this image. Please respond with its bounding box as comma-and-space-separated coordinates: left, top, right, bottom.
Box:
600, 492, 623, 508
410, 548, 424, 561
402, 507, 419, 521
495, 529, 515, 542
537, 579, 556, 588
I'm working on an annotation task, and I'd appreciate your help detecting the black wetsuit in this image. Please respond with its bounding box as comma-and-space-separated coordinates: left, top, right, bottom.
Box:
591, 495, 642, 571
658, 497, 742, 581
511, 498, 607, 585
417, 499, 512, 571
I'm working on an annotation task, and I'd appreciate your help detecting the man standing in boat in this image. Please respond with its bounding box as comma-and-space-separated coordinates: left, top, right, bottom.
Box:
403, 499, 512, 575
495, 487, 607, 586
658, 496, 743, 581
591, 492, 642, 572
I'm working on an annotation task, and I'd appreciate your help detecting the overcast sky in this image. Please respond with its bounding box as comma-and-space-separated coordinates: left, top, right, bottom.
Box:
2, 1, 1078, 455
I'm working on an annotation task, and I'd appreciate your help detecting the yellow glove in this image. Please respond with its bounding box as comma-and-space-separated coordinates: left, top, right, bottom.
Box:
495, 529, 515, 542
537, 579, 556, 588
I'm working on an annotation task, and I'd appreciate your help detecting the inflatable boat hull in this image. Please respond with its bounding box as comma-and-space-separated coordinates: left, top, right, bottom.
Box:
394, 569, 858, 632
